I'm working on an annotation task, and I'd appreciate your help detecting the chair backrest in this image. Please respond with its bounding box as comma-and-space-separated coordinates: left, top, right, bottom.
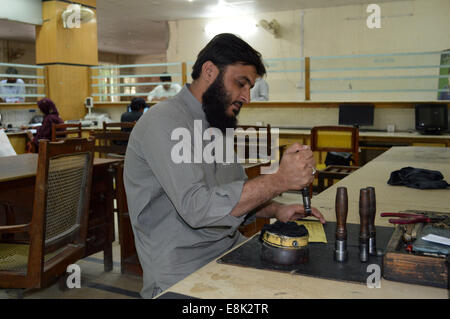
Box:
310, 125, 359, 166
89, 122, 135, 158
234, 124, 271, 161
51, 123, 82, 142
28, 138, 94, 284
114, 162, 142, 276
104, 121, 136, 132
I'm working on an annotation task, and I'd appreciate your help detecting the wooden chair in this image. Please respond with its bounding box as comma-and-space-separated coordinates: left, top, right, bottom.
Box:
0, 138, 94, 295
51, 122, 82, 142
103, 121, 136, 132
114, 162, 142, 276
89, 122, 135, 158
233, 124, 275, 237
310, 125, 360, 192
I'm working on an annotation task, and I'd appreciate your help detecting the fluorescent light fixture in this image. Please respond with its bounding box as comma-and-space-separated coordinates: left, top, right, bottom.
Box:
205, 18, 257, 38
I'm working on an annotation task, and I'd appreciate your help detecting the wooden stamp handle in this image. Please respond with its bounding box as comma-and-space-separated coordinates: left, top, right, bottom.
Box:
359, 188, 370, 240
335, 187, 348, 241
367, 186, 376, 235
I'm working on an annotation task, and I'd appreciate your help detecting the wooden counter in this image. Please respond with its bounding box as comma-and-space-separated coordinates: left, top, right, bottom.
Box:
277, 128, 450, 165
278, 128, 450, 147
160, 146, 449, 299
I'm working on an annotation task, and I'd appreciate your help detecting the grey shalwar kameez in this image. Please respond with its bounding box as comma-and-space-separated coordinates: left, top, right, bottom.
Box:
124, 84, 249, 298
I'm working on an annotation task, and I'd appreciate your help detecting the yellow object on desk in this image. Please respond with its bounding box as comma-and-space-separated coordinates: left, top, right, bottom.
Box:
294, 220, 328, 243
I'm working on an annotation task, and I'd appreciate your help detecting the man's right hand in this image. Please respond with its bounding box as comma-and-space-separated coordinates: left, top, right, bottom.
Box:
274, 143, 316, 192
230, 143, 316, 218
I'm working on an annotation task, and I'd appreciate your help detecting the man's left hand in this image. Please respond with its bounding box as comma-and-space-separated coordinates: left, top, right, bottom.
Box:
275, 204, 326, 224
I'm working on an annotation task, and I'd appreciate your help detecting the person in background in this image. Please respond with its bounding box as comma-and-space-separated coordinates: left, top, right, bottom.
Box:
124, 33, 324, 298
121, 97, 148, 126
24, 98, 64, 152
438, 76, 450, 100
117, 97, 148, 147
146, 74, 182, 102
0, 67, 25, 103
250, 76, 269, 101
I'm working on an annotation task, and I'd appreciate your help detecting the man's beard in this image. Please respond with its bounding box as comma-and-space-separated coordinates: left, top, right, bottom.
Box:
202, 72, 240, 133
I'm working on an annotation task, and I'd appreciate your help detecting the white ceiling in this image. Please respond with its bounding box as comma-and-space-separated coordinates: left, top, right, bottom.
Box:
0, 0, 408, 56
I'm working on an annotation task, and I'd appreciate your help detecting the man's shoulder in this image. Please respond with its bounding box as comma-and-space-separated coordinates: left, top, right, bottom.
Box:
141, 97, 190, 127
151, 85, 164, 92
148, 97, 184, 117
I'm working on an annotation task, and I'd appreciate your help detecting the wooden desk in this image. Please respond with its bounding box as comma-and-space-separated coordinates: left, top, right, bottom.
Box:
161, 146, 449, 298
0, 153, 122, 271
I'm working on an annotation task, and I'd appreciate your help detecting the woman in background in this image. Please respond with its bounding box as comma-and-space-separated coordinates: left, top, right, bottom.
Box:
25, 98, 64, 152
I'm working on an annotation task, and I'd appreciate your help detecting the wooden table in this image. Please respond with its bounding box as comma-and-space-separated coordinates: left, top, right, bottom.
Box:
161, 146, 449, 298
0, 153, 122, 271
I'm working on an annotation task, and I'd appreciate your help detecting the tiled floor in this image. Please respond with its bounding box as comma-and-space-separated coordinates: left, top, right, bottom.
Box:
0, 241, 143, 299
0, 220, 144, 299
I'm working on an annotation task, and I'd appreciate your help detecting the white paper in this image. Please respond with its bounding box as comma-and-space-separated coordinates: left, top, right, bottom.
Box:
0, 128, 17, 157
421, 234, 450, 246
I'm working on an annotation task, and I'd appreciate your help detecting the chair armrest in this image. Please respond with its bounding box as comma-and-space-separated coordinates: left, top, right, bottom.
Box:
0, 223, 30, 234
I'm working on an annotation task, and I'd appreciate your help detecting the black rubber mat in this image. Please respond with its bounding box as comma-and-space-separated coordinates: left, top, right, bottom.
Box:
218, 222, 394, 284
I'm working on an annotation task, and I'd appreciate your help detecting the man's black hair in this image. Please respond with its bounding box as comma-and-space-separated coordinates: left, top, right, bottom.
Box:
160, 73, 171, 82
5, 67, 18, 75
129, 97, 148, 111
191, 33, 266, 80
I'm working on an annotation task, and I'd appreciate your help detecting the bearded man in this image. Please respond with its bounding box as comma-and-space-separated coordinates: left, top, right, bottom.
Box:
124, 33, 325, 299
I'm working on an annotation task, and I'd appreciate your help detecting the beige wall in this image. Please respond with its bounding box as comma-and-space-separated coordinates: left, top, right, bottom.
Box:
237, 106, 415, 131
0, 39, 35, 65
167, 0, 450, 102
166, 0, 449, 131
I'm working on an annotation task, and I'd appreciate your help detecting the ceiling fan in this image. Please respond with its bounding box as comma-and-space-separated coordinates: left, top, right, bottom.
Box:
61, 4, 95, 29
258, 19, 280, 37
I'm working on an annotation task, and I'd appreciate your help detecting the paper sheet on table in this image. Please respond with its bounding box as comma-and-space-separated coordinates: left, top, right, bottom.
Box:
422, 234, 450, 246
0, 129, 17, 157
294, 220, 327, 243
